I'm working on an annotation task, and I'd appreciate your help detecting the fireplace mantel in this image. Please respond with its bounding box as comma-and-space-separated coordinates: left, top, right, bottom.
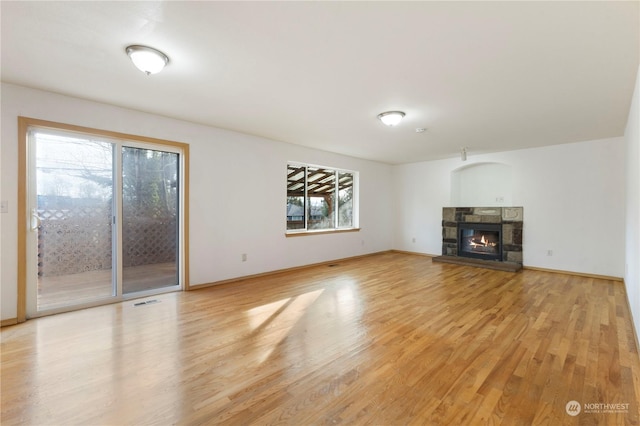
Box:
439, 206, 523, 266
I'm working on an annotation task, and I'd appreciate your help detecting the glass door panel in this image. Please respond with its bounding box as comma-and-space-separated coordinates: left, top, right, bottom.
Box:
34, 132, 115, 311
122, 147, 179, 294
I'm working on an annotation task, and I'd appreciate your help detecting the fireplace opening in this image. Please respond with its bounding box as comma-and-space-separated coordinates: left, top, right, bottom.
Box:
458, 223, 502, 261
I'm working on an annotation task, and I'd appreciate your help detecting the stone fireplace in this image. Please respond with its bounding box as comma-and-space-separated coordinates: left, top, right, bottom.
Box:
438, 207, 523, 269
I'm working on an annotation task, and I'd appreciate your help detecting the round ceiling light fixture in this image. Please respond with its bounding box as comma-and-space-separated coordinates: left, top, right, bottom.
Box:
126, 45, 169, 75
377, 111, 405, 127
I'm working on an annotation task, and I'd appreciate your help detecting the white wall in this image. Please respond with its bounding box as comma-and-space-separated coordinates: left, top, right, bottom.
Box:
625, 66, 640, 337
393, 138, 626, 277
451, 162, 513, 207
0, 83, 394, 321
1, 80, 634, 323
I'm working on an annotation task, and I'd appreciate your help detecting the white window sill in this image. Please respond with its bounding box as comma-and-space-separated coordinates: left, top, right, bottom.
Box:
285, 228, 361, 237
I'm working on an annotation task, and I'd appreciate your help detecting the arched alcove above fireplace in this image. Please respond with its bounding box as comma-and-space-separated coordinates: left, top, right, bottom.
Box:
451, 162, 513, 206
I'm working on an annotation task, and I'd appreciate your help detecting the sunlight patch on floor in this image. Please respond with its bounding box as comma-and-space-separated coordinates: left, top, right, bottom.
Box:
245, 289, 324, 364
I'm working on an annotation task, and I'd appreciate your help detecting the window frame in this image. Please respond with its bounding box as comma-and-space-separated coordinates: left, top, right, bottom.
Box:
286, 162, 359, 236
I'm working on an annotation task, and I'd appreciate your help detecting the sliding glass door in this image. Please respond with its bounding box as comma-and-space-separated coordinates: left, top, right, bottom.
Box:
26, 123, 185, 317
122, 147, 179, 294
31, 133, 116, 311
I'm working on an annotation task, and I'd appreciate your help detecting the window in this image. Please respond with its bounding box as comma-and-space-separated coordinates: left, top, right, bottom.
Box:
287, 163, 357, 233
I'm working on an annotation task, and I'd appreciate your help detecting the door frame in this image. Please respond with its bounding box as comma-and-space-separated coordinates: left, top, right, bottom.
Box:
17, 116, 190, 322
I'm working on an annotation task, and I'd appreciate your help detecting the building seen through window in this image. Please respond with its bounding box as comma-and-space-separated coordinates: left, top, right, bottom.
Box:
287, 163, 356, 231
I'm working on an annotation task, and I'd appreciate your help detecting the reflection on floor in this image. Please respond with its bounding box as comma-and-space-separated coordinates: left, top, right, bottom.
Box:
38, 262, 177, 310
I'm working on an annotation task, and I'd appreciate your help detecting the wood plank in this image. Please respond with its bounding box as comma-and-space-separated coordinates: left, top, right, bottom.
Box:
1, 252, 639, 425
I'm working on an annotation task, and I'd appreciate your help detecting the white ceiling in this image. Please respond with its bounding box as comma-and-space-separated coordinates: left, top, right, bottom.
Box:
2, 1, 638, 164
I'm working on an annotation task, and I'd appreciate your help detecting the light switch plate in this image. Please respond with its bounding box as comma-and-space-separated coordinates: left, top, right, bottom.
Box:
0, 200, 8, 213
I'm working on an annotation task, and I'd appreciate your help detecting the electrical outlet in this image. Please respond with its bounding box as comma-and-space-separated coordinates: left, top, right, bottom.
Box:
547, 250, 553, 256
241, 253, 247, 262
412, 237, 416, 243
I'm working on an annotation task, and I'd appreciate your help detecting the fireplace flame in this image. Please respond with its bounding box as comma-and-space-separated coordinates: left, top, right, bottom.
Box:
469, 234, 497, 248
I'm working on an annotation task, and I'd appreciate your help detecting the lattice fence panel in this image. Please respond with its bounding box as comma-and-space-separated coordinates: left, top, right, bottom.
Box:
38, 208, 177, 277
122, 213, 177, 267
38, 207, 112, 277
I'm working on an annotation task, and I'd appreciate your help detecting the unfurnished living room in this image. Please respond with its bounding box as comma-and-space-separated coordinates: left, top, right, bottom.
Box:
1, 1, 639, 425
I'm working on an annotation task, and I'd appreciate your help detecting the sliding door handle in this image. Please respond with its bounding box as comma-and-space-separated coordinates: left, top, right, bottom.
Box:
30, 208, 41, 231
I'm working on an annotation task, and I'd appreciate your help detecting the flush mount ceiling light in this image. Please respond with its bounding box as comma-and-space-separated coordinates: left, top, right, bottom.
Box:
377, 111, 405, 126
126, 45, 169, 75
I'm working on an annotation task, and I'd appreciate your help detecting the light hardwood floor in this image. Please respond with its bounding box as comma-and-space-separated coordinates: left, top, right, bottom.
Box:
2, 252, 639, 425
